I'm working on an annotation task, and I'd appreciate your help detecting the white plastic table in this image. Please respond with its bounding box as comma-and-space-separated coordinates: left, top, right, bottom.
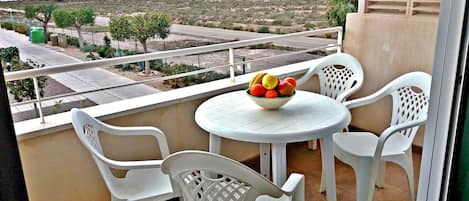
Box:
195, 90, 350, 201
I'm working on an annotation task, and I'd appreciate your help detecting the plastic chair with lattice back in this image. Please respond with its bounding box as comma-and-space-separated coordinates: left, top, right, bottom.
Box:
320, 72, 431, 201
71, 108, 179, 201
161, 150, 305, 201
297, 53, 364, 150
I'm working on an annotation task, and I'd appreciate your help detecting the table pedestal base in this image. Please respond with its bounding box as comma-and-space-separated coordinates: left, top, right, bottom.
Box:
260, 143, 271, 179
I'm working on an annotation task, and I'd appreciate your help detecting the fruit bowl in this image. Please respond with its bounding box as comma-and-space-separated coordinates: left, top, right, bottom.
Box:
247, 72, 297, 110
247, 90, 295, 110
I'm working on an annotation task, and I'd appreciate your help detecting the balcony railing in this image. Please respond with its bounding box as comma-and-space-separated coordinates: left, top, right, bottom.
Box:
4, 26, 343, 124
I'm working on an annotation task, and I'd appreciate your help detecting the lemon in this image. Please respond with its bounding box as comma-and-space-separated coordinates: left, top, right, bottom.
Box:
262, 74, 278, 90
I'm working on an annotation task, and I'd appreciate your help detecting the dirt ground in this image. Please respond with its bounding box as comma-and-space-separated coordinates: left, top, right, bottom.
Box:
8, 76, 74, 104
1, 0, 328, 29
8, 77, 97, 122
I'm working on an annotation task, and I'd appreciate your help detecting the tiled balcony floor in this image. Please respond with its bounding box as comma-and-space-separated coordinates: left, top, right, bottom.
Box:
247, 142, 421, 201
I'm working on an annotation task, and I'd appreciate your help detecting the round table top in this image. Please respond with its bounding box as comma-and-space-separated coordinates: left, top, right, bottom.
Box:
195, 90, 350, 143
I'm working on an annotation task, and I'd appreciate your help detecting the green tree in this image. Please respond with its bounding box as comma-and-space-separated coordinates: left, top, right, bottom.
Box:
109, 16, 131, 52
6, 59, 47, 117
127, 13, 171, 75
128, 13, 171, 53
326, 0, 357, 27
24, 4, 57, 43
52, 8, 96, 49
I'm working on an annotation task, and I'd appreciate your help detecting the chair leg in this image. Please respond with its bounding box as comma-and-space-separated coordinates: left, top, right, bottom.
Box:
319, 169, 326, 193
375, 161, 386, 188
404, 152, 415, 201
307, 140, 318, 150
354, 160, 376, 201
391, 151, 415, 201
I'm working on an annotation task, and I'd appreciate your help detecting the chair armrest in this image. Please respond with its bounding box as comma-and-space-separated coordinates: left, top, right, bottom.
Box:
343, 89, 387, 109
100, 125, 170, 158
373, 117, 427, 160
336, 84, 361, 103
296, 62, 320, 86
93, 153, 163, 170
281, 173, 305, 201
363, 117, 426, 189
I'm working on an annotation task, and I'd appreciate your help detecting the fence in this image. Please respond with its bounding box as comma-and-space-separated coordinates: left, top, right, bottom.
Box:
4, 26, 343, 124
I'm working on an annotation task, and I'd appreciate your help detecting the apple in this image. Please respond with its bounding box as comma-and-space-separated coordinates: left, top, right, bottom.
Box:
277, 80, 294, 96
284, 77, 297, 88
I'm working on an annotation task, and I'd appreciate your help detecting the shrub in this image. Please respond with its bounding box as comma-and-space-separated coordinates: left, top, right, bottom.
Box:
255, 19, 267, 25
204, 22, 217, 28
149, 60, 229, 88
13, 23, 29, 35
326, 0, 357, 27
272, 18, 292, 26
246, 25, 256, 32
219, 19, 233, 29
1, 22, 14, 30
103, 35, 111, 47
0, 47, 20, 62
233, 26, 244, 31
6, 59, 47, 118
82, 44, 96, 52
304, 22, 316, 29
256, 26, 270, 33
96, 45, 114, 58
66, 36, 80, 47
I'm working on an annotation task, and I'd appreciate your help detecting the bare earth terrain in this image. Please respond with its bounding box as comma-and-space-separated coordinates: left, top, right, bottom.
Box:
0, 0, 328, 30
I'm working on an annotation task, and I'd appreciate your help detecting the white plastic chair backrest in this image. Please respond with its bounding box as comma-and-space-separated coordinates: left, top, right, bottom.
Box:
297, 53, 364, 102
161, 151, 285, 201
70, 109, 122, 195
387, 72, 431, 149
347, 72, 431, 152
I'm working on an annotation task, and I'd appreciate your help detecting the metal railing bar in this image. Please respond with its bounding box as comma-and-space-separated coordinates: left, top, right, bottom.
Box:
4, 27, 342, 81
10, 65, 229, 106
10, 44, 337, 107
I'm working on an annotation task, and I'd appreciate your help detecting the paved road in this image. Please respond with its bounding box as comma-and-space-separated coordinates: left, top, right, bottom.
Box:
0, 29, 158, 105
170, 24, 336, 49
94, 16, 336, 50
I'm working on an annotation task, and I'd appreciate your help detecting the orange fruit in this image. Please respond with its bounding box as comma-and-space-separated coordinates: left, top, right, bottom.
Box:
284, 77, 297, 88
265, 90, 278, 98
250, 83, 266, 97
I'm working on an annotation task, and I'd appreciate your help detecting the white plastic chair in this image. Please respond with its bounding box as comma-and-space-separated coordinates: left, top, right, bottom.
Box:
71, 108, 179, 201
161, 150, 305, 201
321, 72, 431, 201
297, 53, 364, 150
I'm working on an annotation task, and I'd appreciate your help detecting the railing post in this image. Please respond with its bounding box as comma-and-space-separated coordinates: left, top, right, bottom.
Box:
229, 48, 235, 82
358, 0, 366, 14
32, 76, 45, 124
337, 29, 343, 53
